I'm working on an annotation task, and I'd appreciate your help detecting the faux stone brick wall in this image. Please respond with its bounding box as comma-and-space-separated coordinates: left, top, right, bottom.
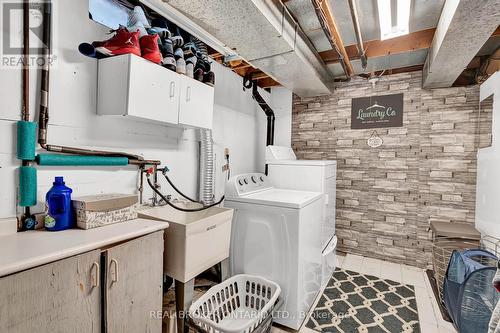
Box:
292, 72, 492, 268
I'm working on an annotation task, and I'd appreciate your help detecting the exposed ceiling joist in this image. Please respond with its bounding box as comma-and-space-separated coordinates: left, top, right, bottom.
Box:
316, 0, 354, 76
210, 54, 281, 89
320, 28, 435, 64
492, 25, 500, 36
358, 64, 424, 79
258, 77, 281, 88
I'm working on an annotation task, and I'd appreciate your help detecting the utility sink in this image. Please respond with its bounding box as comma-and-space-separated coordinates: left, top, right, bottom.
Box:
138, 203, 234, 283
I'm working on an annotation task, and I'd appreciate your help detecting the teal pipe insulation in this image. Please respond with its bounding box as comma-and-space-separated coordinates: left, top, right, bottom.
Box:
36, 154, 129, 166
19, 166, 37, 207
17, 121, 37, 160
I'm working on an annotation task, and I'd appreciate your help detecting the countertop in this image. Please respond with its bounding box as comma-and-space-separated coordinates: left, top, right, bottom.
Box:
0, 218, 168, 277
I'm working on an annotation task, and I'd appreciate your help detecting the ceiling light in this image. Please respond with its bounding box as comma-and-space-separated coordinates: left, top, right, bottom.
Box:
377, 0, 411, 40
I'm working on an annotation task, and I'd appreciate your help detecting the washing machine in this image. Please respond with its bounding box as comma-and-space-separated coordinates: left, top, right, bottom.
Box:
224, 173, 324, 330
266, 145, 337, 287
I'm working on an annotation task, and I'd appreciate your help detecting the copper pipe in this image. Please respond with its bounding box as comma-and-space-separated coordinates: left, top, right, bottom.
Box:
22, 0, 29, 121
36, 0, 156, 167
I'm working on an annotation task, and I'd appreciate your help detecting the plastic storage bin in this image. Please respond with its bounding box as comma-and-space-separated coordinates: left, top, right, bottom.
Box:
189, 274, 281, 333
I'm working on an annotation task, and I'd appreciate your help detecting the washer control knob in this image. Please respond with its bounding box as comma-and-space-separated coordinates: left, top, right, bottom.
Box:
251, 176, 257, 183
259, 176, 264, 182
238, 179, 244, 186
243, 178, 248, 184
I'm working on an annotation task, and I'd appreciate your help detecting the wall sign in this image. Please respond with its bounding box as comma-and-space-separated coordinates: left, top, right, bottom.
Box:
367, 131, 383, 148
351, 93, 403, 129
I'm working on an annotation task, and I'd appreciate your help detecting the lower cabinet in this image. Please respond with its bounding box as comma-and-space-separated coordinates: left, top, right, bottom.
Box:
104, 231, 163, 332
0, 231, 164, 333
0, 249, 101, 332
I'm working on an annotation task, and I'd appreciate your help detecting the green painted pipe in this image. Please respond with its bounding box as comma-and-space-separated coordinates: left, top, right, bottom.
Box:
36, 154, 129, 166
17, 121, 37, 160
19, 166, 37, 207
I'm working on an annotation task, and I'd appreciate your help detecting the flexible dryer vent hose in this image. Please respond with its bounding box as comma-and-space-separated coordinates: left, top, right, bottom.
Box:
199, 128, 215, 205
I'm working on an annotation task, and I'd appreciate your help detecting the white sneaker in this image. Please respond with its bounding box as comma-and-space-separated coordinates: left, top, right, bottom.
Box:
127, 6, 150, 38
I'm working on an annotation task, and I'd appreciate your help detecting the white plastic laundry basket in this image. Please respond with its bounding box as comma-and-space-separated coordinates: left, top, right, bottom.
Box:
189, 274, 281, 333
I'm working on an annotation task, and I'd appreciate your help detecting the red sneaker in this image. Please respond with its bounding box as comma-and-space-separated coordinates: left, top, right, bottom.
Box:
140, 34, 162, 64
92, 27, 141, 57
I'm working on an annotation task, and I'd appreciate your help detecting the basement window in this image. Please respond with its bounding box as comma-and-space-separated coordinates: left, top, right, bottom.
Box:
89, 0, 130, 29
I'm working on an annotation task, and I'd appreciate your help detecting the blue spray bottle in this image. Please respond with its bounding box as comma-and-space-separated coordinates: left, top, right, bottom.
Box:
44, 177, 75, 231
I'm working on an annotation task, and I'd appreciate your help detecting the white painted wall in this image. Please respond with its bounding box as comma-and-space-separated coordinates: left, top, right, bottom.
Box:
0, 0, 292, 225
475, 71, 500, 239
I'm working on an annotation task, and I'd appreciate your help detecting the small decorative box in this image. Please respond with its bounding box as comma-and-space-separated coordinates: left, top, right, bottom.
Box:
73, 194, 138, 229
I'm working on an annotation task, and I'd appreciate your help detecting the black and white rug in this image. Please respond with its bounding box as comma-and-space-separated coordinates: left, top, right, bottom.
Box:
306, 269, 420, 333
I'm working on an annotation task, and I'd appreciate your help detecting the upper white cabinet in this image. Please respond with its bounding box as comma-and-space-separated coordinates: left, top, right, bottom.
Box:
178, 74, 214, 129
97, 54, 214, 129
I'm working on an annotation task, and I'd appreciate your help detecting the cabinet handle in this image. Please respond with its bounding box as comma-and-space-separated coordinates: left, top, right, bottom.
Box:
110, 258, 119, 283
170, 81, 175, 98
186, 86, 191, 102
91, 262, 100, 288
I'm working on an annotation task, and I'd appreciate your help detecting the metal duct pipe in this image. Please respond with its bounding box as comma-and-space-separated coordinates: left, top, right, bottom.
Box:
159, 0, 334, 96
347, 0, 367, 69
199, 128, 215, 205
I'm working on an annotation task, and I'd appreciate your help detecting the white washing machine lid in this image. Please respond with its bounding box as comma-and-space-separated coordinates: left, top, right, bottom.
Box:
266, 145, 336, 166
266, 159, 337, 166
225, 188, 323, 209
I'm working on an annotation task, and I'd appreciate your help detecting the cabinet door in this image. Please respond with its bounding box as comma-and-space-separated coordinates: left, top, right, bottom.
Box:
128, 55, 180, 125
0, 250, 101, 333
104, 231, 164, 333
178, 75, 214, 129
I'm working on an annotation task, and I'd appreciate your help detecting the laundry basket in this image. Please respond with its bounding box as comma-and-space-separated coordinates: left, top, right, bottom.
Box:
189, 274, 281, 333
443, 248, 499, 333
430, 221, 481, 304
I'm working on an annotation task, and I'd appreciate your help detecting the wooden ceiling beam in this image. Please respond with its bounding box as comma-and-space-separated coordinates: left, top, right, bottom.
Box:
320, 28, 436, 64
492, 25, 500, 37
257, 77, 280, 88
317, 0, 354, 76
374, 64, 423, 76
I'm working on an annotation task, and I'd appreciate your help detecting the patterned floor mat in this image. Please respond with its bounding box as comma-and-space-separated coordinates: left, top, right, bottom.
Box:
306, 268, 420, 333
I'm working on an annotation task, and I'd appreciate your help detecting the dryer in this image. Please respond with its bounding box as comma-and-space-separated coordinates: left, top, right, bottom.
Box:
224, 173, 324, 330
266, 145, 337, 287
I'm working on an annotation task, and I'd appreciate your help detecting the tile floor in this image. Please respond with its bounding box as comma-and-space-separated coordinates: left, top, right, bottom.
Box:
272, 253, 457, 333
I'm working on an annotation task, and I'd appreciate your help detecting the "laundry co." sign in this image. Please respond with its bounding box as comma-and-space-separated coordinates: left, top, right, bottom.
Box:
351, 93, 403, 129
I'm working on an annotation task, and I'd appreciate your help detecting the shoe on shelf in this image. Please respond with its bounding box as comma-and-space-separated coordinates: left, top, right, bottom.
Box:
160, 38, 176, 71
203, 71, 215, 86
174, 48, 186, 75
185, 55, 197, 78
192, 37, 211, 72
171, 35, 184, 49
140, 33, 162, 64
149, 27, 171, 40
194, 68, 204, 82
183, 41, 197, 58
150, 17, 172, 40
127, 6, 150, 37
78, 27, 141, 59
